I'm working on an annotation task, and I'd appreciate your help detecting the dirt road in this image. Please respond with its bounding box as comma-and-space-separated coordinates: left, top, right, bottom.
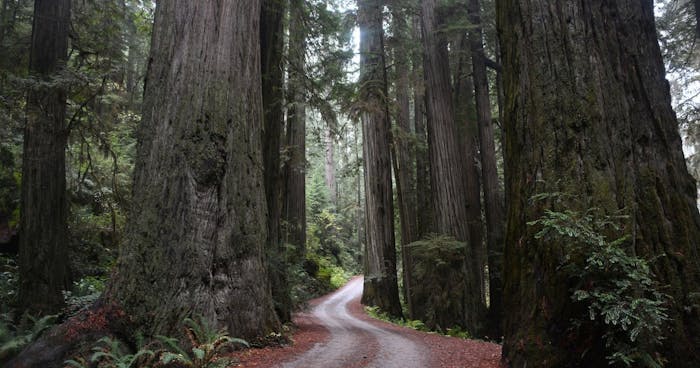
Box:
281, 277, 428, 368
231, 277, 502, 367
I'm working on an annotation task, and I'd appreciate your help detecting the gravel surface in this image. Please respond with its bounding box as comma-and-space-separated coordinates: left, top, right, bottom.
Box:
231, 276, 503, 368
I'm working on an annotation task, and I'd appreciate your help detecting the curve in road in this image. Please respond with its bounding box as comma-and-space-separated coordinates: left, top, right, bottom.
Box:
282, 277, 429, 368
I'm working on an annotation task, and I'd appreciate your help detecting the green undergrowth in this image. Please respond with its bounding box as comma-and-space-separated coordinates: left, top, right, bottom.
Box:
528, 193, 669, 367
289, 254, 351, 309
363, 305, 472, 339
64, 316, 249, 368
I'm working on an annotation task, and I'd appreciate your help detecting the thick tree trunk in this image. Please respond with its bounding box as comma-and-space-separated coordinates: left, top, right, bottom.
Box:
282, 0, 306, 263
104, 0, 279, 338
358, 0, 403, 319
389, 4, 418, 319
498, 0, 700, 366
467, 0, 504, 338
419, 0, 485, 333
261, 0, 290, 323
10, 2, 280, 366
18, 0, 71, 315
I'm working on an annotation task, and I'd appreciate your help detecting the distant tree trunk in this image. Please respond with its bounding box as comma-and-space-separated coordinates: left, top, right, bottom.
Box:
261, 0, 290, 323
18, 0, 71, 315
467, 0, 504, 338
453, 33, 485, 308
389, 4, 418, 318
324, 126, 337, 206
420, 0, 486, 333
358, 0, 403, 318
283, 0, 306, 263
412, 14, 431, 240
499, 0, 700, 366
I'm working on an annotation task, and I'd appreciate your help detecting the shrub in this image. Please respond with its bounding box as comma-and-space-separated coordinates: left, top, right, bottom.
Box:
528, 204, 668, 367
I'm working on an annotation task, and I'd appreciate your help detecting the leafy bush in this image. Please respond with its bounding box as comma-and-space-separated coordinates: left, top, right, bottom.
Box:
528, 205, 669, 367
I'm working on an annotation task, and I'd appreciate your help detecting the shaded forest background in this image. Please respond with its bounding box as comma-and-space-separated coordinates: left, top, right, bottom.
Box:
0, 0, 698, 367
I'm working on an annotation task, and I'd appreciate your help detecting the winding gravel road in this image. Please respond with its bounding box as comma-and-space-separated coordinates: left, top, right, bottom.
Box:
282, 277, 429, 368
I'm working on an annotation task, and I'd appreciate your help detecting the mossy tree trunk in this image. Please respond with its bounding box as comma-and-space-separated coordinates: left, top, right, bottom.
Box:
103, 0, 280, 338
498, 0, 700, 366
282, 0, 307, 264
261, 0, 290, 323
419, 0, 486, 333
18, 0, 71, 315
358, 0, 403, 319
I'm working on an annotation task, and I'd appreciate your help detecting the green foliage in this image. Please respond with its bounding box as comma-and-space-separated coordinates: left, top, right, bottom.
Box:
365, 305, 465, 336
0, 313, 57, 362
445, 326, 471, 339
155, 316, 248, 368
63, 276, 107, 316
65, 316, 249, 368
65, 336, 157, 368
528, 205, 669, 367
0, 255, 18, 312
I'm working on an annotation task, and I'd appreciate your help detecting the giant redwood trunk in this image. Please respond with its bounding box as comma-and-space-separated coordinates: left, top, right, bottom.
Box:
467, 0, 504, 338
261, 0, 290, 323
418, 0, 485, 333
358, 0, 403, 318
282, 0, 307, 263
104, 0, 280, 338
498, 0, 700, 366
9, 3, 280, 366
18, 0, 71, 315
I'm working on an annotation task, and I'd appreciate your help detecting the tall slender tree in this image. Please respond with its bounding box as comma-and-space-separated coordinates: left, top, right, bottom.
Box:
467, 0, 504, 336
261, 0, 290, 323
389, 3, 419, 319
358, 0, 402, 318
499, 0, 700, 366
283, 0, 307, 263
18, 0, 71, 315
419, 0, 485, 332
412, 13, 431, 239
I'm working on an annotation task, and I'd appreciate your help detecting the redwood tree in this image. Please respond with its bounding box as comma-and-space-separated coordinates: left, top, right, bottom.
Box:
261, 0, 290, 323
467, 0, 504, 337
358, 0, 402, 318
418, 0, 485, 332
499, 0, 700, 366
18, 0, 71, 315
389, 3, 419, 319
283, 0, 307, 263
